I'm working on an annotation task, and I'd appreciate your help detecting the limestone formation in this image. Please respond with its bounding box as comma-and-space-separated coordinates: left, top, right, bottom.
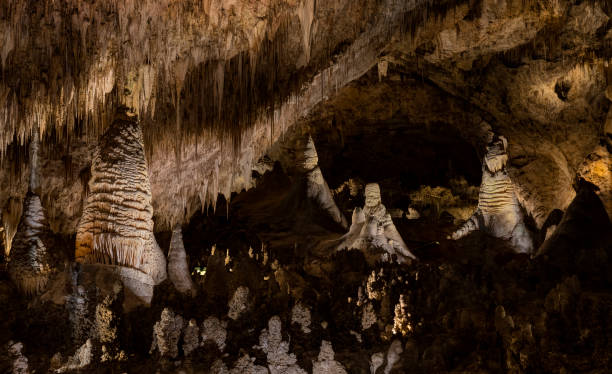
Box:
76, 110, 166, 304
291, 302, 312, 334
5, 341, 28, 374
370, 352, 384, 374
228, 286, 250, 320
337, 183, 417, 263
383, 340, 403, 374
8, 130, 54, 295
182, 319, 199, 356
256, 316, 306, 374
312, 341, 347, 374
230, 354, 269, 374
150, 308, 183, 359
54, 340, 93, 373
392, 294, 412, 337
361, 302, 377, 331
297, 136, 348, 229
450, 136, 533, 254
201, 317, 227, 352
2, 197, 22, 257
167, 225, 196, 297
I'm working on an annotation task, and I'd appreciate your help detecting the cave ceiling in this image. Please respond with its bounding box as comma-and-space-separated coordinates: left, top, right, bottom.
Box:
0, 0, 610, 232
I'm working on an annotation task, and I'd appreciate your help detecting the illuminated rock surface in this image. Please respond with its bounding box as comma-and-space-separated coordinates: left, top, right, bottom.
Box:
0, 0, 610, 372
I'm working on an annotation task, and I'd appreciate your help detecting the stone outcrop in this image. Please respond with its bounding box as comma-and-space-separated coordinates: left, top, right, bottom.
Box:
450, 136, 533, 254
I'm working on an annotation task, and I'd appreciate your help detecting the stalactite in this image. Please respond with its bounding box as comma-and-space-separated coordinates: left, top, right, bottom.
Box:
2, 197, 21, 257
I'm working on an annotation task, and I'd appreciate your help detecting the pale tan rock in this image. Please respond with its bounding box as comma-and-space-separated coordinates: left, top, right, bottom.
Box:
8, 194, 54, 295
337, 183, 416, 263
76, 111, 166, 304
256, 316, 306, 374
450, 136, 533, 254
201, 316, 227, 352
150, 308, 184, 358
312, 341, 347, 374
228, 286, 250, 320
168, 226, 196, 297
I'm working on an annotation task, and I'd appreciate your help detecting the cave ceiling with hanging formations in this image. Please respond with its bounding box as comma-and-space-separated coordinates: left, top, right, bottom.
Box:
0, 0, 612, 372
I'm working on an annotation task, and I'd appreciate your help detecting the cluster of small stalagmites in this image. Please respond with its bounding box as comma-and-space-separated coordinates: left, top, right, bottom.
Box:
150, 308, 229, 359
167, 225, 196, 297
76, 111, 166, 299
297, 136, 348, 229
337, 183, 417, 263
449, 136, 533, 254
150, 308, 184, 359
255, 315, 307, 374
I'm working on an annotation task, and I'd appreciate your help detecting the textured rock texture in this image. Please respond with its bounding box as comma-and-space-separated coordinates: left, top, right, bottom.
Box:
450, 136, 533, 253
312, 340, 347, 374
150, 308, 184, 359
297, 136, 348, 229
76, 110, 166, 290
167, 226, 196, 297
257, 316, 306, 374
337, 183, 417, 263
8, 194, 54, 295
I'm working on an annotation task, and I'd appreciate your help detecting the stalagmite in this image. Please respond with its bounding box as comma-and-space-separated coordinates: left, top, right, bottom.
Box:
76, 109, 166, 305
312, 341, 347, 374
337, 183, 417, 263
297, 135, 348, 229
449, 136, 533, 254
167, 225, 196, 297
2, 197, 22, 257
256, 316, 307, 374
150, 308, 183, 359
8, 128, 54, 295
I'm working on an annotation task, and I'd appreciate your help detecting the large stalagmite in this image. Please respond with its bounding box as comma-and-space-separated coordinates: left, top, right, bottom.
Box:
76, 109, 166, 304
449, 136, 533, 254
8, 128, 54, 295
167, 226, 196, 297
337, 183, 416, 263
296, 136, 348, 229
